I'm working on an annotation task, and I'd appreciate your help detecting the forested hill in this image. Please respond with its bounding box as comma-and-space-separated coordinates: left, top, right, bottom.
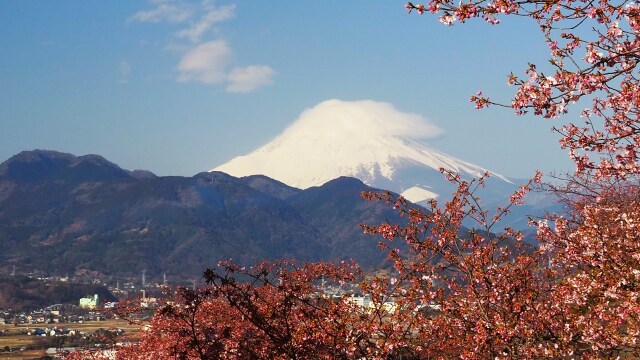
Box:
0, 275, 117, 311
0, 150, 410, 282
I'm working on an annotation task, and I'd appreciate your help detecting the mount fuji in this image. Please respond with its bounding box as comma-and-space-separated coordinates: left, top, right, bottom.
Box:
213, 99, 519, 206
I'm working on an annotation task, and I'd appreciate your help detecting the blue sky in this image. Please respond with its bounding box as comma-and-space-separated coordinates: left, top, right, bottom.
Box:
0, 1, 574, 179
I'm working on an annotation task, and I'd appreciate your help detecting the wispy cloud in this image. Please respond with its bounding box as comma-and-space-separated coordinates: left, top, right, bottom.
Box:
117, 61, 131, 84
226, 65, 276, 93
176, 2, 235, 43
128, 0, 192, 23
177, 42, 275, 92
130, 0, 273, 93
177, 40, 231, 84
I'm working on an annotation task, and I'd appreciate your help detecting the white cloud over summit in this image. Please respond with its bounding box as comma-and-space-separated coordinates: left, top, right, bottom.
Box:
130, 0, 274, 93
286, 99, 444, 140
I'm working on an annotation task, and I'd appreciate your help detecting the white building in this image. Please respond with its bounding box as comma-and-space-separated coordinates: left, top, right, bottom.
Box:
79, 294, 99, 309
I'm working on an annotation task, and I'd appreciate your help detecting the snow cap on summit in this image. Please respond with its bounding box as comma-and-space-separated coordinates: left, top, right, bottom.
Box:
213, 99, 511, 200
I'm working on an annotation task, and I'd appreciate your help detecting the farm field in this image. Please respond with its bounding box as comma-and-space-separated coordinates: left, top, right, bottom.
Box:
0, 319, 143, 359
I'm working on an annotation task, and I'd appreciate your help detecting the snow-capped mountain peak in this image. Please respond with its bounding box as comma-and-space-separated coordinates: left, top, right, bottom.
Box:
213, 99, 513, 203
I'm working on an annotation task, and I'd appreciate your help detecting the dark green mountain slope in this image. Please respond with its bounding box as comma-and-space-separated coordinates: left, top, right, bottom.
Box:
0, 150, 402, 281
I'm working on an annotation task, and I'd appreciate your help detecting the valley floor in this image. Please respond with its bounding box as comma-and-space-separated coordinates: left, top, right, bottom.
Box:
0, 319, 143, 359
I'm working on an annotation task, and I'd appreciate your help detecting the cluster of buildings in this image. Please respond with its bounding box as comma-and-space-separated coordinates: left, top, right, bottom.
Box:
0, 304, 107, 326
346, 294, 398, 314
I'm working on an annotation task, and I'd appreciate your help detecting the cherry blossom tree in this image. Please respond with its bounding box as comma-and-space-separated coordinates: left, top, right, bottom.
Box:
364, 172, 640, 358
408, 0, 640, 178
403, 0, 640, 356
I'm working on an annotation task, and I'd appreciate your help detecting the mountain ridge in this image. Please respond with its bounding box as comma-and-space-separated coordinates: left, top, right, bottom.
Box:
0, 150, 409, 281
